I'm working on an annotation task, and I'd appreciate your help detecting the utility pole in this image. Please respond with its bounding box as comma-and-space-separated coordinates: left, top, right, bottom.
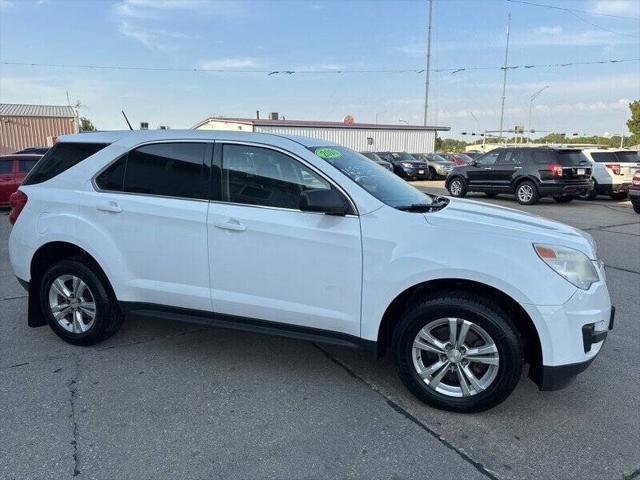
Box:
498, 12, 511, 143
423, 0, 433, 126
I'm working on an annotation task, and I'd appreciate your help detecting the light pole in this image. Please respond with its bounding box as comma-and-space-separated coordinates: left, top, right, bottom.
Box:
469, 111, 480, 144
528, 85, 549, 143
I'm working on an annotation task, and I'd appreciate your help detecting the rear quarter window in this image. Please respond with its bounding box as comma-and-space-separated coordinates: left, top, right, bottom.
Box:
23, 142, 109, 185
0, 160, 12, 174
555, 150, 588, 166
590, 152, 618, 163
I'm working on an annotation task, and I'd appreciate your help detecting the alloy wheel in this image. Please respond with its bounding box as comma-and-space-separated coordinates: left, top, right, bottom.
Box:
450, 180, 463, 196
48, 274, 97, 334
517, 184, 534, 203
411, 318, 500, 397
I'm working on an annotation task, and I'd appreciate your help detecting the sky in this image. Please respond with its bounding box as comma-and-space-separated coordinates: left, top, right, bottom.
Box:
0, 0, 639, 140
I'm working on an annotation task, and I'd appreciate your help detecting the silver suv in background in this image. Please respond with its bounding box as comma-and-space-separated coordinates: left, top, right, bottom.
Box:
578, 148, 640, 200
411, 153, 455, 179
359, 151, 393, 171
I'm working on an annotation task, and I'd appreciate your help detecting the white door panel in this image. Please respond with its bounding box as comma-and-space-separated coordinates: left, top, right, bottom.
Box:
87, 191, 211, 311
208, 203, 362, 336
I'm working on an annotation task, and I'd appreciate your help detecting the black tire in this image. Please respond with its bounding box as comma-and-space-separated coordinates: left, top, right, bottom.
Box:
39, 257, 123, 346
632, 198, 640, 214
392, 293, 523, 413
428, 167, 437, 180
485, 192, 498, 198
447, 177, 467, 198
578, 182, 598, 200
609, 192, 628, 201
515, 180, 539, 205
553, 195, 573, 203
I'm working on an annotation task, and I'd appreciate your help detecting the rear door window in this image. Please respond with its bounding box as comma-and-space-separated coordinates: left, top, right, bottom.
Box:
23, 142, 109, 185
96, 142, 209, 200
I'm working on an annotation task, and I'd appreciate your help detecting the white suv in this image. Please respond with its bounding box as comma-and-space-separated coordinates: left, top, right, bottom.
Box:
8, 130, 613, 412
579, 148, 640, 200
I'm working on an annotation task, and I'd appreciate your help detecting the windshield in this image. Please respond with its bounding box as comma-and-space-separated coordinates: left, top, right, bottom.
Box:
391, 152, 419, 162
427, 154, 450, 163
308, 146, 432, 208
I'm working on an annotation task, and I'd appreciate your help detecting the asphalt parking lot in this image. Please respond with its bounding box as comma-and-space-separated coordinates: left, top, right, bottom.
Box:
1, 186, 638, 480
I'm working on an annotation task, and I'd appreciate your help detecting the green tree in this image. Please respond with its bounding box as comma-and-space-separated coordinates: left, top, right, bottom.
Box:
627, 99, 640, 145
79, 117, 96, 132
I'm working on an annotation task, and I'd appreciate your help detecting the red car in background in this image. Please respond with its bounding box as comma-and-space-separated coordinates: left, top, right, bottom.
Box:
439, 152, 475, 166
0, 154, 42, 206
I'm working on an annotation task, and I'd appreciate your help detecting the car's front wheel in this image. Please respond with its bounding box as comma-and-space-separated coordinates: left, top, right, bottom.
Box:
392, 294, 523, 412
39, 258, 123, 346
447, 177, 467, 198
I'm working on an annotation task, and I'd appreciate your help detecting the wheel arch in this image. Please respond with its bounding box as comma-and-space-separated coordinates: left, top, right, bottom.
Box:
376, 278, 543, 385
28, 241, 118, 327
445, 174, 466, 190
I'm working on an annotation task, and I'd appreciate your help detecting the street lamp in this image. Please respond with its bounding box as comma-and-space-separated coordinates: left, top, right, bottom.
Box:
528, 85, 549, 143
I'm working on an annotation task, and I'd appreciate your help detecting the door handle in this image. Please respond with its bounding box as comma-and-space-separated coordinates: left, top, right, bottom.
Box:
484, 167, 493, 170
514, 166, 523, 169
96, 200, 122, 213
214, 220, 246, 232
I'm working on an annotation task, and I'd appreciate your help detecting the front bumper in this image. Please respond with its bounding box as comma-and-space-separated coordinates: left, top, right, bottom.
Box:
536, 306, 614, 390
522, 276, 612, 390
400, 166, 431, 180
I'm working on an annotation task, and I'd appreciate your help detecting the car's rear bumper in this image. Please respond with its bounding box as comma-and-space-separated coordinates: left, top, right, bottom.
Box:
538, 180, 593, 196
597, 182, 632, 194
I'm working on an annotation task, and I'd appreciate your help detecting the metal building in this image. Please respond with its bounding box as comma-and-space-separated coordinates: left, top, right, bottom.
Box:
193, 116, 449, 153
0, 104, 78, 155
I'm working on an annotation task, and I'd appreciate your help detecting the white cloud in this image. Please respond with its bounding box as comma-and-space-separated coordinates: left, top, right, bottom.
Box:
118, 21, 199, 50
518, 25, 637, 47
199, 58, 259, 70
592, 0, 640, 17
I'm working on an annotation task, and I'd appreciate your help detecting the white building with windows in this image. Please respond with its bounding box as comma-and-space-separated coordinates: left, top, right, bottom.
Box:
193, 116, 449, 153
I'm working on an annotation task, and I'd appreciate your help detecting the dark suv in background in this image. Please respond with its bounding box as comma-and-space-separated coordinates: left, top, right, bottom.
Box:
376, 152, 431, 180
445, 147, 593, 205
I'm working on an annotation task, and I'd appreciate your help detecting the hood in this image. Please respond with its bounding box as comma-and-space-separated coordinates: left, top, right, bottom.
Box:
425, 197, 596, 258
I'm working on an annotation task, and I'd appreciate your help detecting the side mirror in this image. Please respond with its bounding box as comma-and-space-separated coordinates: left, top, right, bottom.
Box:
299, 189, 349, 216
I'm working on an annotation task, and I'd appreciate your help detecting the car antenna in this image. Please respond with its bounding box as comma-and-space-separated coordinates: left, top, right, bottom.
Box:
121, 110, 133, 130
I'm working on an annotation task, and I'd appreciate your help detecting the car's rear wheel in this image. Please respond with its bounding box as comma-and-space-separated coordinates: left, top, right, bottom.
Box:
39, 258, 123, 346
515, 181, 539, 205
632, 198, 640, 214
392, 294, 523, 412
609, 192, 628, 201
447, 177, 467, 198
553, 195, 573, 203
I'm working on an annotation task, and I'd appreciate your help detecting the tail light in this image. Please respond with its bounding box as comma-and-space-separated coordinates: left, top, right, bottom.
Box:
547, 164, 563, 177
8, 190, 28, 225
605, 163, 621, 175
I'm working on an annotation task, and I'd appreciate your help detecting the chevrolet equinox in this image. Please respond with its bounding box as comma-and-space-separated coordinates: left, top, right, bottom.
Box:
8, 130, 614, 412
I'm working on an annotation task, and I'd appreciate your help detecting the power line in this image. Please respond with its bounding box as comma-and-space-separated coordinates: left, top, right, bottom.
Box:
506, 0, 640, 21
506, 0, 640, 37
1, 58, 638, 75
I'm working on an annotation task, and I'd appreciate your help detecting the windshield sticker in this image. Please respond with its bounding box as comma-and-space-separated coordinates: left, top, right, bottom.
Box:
315, 147, 342, 159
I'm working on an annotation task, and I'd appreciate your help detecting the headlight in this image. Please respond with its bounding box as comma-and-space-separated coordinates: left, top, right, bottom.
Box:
534, 244, 600, 290
401, 162, 413, 168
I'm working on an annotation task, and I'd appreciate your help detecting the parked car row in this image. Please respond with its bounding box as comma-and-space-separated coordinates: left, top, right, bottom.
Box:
358, 151, 473, 180
444, 146, 640, 208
